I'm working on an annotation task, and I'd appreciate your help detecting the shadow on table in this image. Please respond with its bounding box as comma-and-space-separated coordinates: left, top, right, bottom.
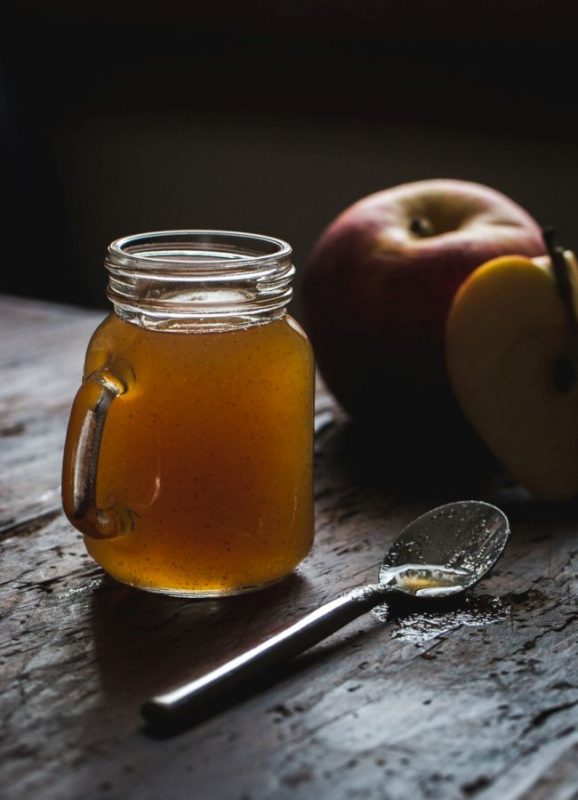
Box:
316, 412, 499, 502
91, 562, 501, 739
87, 571, 326, 729
320, 413, 578, 524
136, 588, 488, 739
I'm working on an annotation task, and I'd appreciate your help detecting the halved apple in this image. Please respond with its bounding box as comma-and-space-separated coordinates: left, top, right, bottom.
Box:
446, 249, 578, 500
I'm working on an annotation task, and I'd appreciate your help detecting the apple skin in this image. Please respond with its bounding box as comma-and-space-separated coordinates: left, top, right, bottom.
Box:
301, 179, 545, 480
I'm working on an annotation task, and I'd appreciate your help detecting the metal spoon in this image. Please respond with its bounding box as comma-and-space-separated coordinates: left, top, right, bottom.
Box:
141, 500, 509, 726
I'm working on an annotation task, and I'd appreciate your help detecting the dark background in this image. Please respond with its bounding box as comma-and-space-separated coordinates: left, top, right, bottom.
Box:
2, 1, 577, 321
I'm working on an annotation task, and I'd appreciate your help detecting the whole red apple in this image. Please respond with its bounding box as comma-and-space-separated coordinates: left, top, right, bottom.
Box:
301, 179, 545, 483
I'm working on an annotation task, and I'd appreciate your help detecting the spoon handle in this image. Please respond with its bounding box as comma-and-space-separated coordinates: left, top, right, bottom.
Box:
141, 583, 386, 726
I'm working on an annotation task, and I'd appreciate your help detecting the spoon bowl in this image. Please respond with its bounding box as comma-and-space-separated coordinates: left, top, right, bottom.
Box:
379, 500, 510, 598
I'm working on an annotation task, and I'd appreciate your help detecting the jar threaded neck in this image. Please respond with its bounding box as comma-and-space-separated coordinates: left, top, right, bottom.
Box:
105, 230, 295, 331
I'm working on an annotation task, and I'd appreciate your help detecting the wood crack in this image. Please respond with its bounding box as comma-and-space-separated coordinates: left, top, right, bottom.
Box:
490, 605, 578, 665
0, 507, 62, 539
523, 700, 578, 736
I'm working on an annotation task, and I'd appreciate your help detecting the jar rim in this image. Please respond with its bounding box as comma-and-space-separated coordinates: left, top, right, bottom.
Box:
106, 230, 292, 274
104, 229, 295, 330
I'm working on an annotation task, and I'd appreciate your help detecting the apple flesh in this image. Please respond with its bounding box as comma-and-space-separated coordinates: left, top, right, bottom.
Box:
301, 179, 545, 478
446, 251, 578, 500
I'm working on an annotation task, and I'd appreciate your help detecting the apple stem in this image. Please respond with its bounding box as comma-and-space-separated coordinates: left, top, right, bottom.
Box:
409, 217, 435, 238
543, 228, 578, 344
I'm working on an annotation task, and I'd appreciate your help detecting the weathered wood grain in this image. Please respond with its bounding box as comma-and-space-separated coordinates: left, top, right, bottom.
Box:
1, 295, 577, 800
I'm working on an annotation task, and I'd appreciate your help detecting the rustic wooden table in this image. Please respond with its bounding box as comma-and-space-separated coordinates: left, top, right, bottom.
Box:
1, 295, 577, 800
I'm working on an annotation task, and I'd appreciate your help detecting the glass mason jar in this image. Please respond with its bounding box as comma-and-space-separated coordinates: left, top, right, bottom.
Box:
62, 231, 315, 597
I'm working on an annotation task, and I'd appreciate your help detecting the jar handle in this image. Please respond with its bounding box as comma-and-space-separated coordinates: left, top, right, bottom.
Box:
62, 357, 135, 539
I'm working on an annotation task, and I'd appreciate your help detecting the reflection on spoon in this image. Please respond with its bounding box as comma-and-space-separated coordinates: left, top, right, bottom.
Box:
380, 563, 473, 597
